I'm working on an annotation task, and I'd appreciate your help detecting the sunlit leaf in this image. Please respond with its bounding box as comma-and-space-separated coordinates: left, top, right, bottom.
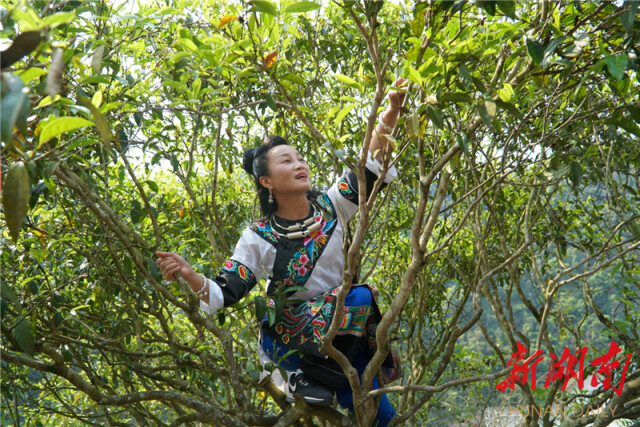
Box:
250, 0, 278, 16
334, 103, 356, 126
407, 66, 423, 86
91, 45, 105, 74
283, 1, 321, 14
42, 11, 76, 28
39, 117, 94, 145
78, 95, 113, 149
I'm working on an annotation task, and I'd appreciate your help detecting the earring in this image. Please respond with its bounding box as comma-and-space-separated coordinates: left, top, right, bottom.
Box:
268, 189, 274, 204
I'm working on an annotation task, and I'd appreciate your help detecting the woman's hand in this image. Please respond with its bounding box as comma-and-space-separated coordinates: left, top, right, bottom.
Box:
155, 251, 197, 283
387, 77, 407, 112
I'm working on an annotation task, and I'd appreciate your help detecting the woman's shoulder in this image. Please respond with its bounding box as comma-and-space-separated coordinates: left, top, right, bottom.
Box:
247, 217, 279, 245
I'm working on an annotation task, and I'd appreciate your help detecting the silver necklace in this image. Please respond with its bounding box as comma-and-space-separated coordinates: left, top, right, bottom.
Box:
270, 204, 323, 239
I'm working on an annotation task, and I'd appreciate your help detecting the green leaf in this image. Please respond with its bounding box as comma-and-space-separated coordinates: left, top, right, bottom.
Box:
0, 31, 42, 69
458, 64, 473, 90
405, 113, 420, 141
629, 221, 640, 239
478, 0, 496, 16
1, 283, 19, 304
91, 45, 105, 74
39, 117, 94, 145
477, 97, 496, 126
53, 312, 63, 328
145, 180, 159, 193
254, 295, 267, 323
334, 73, 362, 90
426, 105, 444, 129
497, 0, 516, 18
15, 316, 35, 355
605, 54, 628, 82
497, 83, 515, 102
265, 93, 277, 111
334, 103, 356, 126
283, 1, 321, 14
526, 39, 544, 65
495, 100, 522, 118
627, 106, 640, 123
177, 38, 198, 52
171, 154, 180, 173
146, 257, 163, 282
267, 300, 276, 326
456, 133, 469, 156
621, 0, 638, 32
131, 200, 144, 224
615, 118, 640, 137
282, 73, 306, 85
273, 297, 283, 325
440, 92, 473, 104
42, 11, 76, 27
2, 162, 31, 242
18, 67, 47, 84
43, 160, 60, 191
407, 66, 423, 86
250, 0, 278, 15
544, 36, 568, 57
0, 74, 30, 145
569, 160, 583, 188
78, 95, 113, 149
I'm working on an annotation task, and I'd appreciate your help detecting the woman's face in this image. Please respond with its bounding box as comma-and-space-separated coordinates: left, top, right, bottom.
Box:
259, 144, 311, 196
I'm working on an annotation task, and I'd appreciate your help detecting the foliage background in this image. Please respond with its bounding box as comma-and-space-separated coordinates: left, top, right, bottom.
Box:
1, 0, 639, 426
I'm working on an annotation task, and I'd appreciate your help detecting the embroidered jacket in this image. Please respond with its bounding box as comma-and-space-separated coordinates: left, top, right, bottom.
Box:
200, 153, 397, 314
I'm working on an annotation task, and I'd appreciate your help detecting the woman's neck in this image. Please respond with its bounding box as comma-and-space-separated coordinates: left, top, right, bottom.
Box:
274, 193, 310, 220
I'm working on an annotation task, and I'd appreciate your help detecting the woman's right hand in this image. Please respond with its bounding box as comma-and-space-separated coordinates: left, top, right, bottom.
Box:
155, 251, 196, 282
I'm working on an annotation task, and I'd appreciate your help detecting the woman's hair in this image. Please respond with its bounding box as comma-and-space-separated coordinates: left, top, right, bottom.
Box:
242, 135, 289, 218
242, 135, 321, 218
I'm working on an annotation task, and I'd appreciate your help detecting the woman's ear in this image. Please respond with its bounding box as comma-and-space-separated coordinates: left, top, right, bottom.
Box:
259, 176, 272, 189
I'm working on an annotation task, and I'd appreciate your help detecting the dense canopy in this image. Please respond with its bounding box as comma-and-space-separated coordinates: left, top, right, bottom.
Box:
1, 0, 639, 425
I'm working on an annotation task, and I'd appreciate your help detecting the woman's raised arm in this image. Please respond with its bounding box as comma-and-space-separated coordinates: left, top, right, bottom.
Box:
368, 78, 407, 162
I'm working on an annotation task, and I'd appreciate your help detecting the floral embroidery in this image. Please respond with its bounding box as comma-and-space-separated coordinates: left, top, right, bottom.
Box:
337, 175, 356, 200
287, 248, 312, 281
264, 285, 375, 356
250, 219, 278, 244
221, 259, 256, 287
261, 194, 338, 297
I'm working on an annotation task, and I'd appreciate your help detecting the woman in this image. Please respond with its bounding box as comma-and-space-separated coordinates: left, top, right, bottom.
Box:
156, 79, 406, 425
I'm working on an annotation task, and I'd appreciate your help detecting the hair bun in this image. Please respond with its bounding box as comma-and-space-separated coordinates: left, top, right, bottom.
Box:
242, 147, 257, 176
